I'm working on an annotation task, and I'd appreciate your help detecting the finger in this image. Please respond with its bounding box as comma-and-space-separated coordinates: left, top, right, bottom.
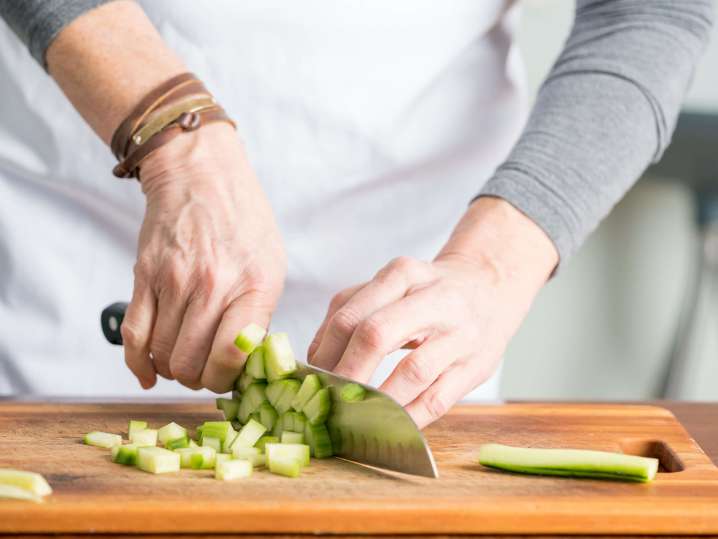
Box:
379, 336, 461, 406
149, 288, 187, 380
121, 282, 158, 389
201, 291, 273, 393
311, 258, 434, 371
307, 283, 364, 362
406, 358, 493, 429
333, 286, 445, 383
169, 294, 225, 389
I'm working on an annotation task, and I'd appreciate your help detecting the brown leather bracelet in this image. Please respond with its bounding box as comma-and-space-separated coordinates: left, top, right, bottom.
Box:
112, 107, 235, 179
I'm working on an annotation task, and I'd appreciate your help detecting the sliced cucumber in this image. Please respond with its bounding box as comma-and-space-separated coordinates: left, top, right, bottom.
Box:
263, 333, 297, 381
222, 427, 238, 453
266, 379, 300, 414
129, 428, 158, 447
265, 443, 310, 467
281, 431, 304, 444
282, 411, 307, 433
268, 455, 302, 478
232, 446, 266, 467
137, 447, 180, 474
236, 370, 255, 393
246, 347, 266, 379
215, 453, 233, 466
477, 443, 659, 482
234, 418, 267, 448
340, 382, 366, 402
216, 458, 253, 480
0, 484, 44, 502
202, 436, 222, 453
158, 422, 187, 446
0, 469, 52, 498
111, 443, 139, 465
84, 431, 122, 449
304, 423, 333, 459
304, 387, 331, 426
216, 398, 239, 421
237, 382, 268, 423
128, 420, 148, 437
291, 373, 322, 412
175, 446, 216, 469
166, 436, 190, 450
258, 402, 278, 431
234, 323, 267, 354
189, 439, 199, 448
198, 421, 233, 442
256, 435, 279, 452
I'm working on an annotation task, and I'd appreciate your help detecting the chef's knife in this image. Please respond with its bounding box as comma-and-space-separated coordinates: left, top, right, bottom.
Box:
101, 302, 438, 478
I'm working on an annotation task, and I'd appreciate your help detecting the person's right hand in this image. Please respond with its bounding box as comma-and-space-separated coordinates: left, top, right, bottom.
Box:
120, 123, 286, 393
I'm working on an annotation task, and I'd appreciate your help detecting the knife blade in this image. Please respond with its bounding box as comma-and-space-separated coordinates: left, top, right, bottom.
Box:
101, 302, 438, 478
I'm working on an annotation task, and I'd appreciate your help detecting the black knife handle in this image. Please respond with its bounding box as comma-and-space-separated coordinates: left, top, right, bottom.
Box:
101, 302, 128, 345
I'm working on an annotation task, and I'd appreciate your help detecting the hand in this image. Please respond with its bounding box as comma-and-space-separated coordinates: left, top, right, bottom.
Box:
120, 123, 287, 392
308, 198, 558, 428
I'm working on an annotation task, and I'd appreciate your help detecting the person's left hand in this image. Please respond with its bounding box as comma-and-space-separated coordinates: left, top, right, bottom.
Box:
307, 197, 558, 428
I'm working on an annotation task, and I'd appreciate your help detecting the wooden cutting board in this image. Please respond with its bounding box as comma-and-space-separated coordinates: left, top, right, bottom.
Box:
0, 401, 716, 535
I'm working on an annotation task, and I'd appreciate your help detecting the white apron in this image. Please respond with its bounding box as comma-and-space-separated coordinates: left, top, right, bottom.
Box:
0, 0, 527, 398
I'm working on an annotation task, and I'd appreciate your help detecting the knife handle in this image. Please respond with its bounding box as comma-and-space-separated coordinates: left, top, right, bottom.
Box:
101, 302, 128, 345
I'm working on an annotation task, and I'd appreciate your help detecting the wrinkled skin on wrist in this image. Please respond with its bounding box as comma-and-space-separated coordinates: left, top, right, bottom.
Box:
121, 123, 286, 392
308, 197, 558, 428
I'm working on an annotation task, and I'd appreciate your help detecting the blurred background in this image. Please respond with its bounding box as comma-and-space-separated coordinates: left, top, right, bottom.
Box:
502, 0, 718, 400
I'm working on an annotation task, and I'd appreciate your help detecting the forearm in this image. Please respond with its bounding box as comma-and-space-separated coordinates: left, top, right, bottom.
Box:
45, 0, 185, 144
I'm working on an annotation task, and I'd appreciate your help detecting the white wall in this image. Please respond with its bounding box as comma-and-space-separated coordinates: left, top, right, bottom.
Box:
500, 0, 718, 400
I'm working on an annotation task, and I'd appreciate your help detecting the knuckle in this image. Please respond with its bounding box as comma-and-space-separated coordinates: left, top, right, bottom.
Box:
120, 322, 141, 349
169, 359, 201, 386
400, 353, 433, 387
161, 258, 189, 292
329, 290, 351, 312
355, 315, 386, 350
331, 308, 362, 338
388, 255, 420, 275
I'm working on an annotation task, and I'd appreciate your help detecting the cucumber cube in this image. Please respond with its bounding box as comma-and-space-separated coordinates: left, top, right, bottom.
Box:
216, 459, 253, 480
340, 382, 366, 402
267, 379, 301, 414
256, 435, 279, 452
84, 431, 122, 449
263, 333, 297, 381
129, 428, 158, 447
238, 383, 268, 423
258, 402, 278, 431
234, 323, 267, 354
202, 436, 222, 452
175, 446, 216, 469
236, 370, 255, 393
304, 387, 331, 425
234, 418, 267, 448
0, 485, 45, 501
111, 443, 139, 465
189, 439, 199, 448
137, 447, 180, 474
246, 347, 266, 379
268, 455, 302, 478
166, 436, 190, 450
0, 469, 52, 498
282, 411, 307, 433
198, 421, 233, 442
216, 398, 239, 421
304, 423, 333, 458
291, 374, 322, 412
265, 443, 310, 467
215, 453, 233, 466
232, 446, 266, 467
281, 431, 304, 444
222, 428, 238, 453
128, 420, 148, 437
158, 422, 187, 446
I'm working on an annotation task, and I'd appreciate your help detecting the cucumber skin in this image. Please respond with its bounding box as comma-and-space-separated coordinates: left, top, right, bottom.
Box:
234, 323, 267, 354
480, 462, 649, 482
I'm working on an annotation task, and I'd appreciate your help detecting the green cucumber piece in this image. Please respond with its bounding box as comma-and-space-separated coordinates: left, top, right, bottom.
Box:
268, 455, 303, 478
215, 453, 233, 466
238, 383, 268, 424
275, 379, 301, 414
234, 323, 267, 354
0, 485, 44, 502
304, 423, 333, 459
158, 422, 187, 446
189, 439, 199, 448
216, 458, 253, 480
198, 421, 233, 442
246, 347, 266, 379
265, 443, 310, 467
222, 428, 239, 453
258, 402, 278, 431
0, 469, 52, 498
202, 436, 222, 452
129, 428, 158, 447
282, 411, 307, 433
281, 431, 304, 444
477, 443, 659, 482
216, 398, 240, 421
256, 435, 279, 452
175, 446, 216, 469
128, 420, 148, 437
263, 333, 297, 381
84, 431, 122, 449
304, 387, 331, 426
232, 446, 266, 467
111, 443, 139, 465
165, 436, 190, 450
234, 418, 267, 448
272, 418, 283, 439
340, 382, 366, 402
236, 370, 255, 393
137, 447, 180, 474
291, 374, 322, 412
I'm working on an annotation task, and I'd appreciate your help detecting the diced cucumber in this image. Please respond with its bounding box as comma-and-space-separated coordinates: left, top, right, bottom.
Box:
246, 347, 266, 379
266, 379, 300, 414
202, 436, 222, 452
166, 436, 190, 450
281, 411, 307, 433
216, 459, 253, 480
265, 443, 310, 467
129, 428, 158, 447
222, 428, 238, 453
175, 446, 216, 469
256, 436, 279, 452
263, 333, 297, 381
137, 447, 180, 474
232, 446, 266, 467
216, 398, 240, 421
268, 455, 302, 478
249, 411, 261, 424
189, 439, 199, 448
237, 382, 268, 423
84, 431, 122, 449
0, 469, 52, 498
340, 382, 366, 402
128, 420, 148, 437
304, 423, 333, 459
477, 443, 659, 482
236, 370, 255, 393
291, 374, 322, 412
215, 453, 233, 466
281, 431, 304, 444
234, 323, 267, 354
0, 485, 44, 502
258, 402, 278, 431
272, 418, 283, 439
234, 418, 267, 448
158, 422, 187, 446
198, 421, 233, 442
112, 444, 139, 465
304, 387, 331, 426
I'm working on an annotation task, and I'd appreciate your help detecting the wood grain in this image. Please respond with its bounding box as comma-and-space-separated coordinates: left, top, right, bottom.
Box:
0, 401, 716, 535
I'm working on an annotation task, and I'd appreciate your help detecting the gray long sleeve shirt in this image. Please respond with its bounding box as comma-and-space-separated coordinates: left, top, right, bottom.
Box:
0, 0, 714, 264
